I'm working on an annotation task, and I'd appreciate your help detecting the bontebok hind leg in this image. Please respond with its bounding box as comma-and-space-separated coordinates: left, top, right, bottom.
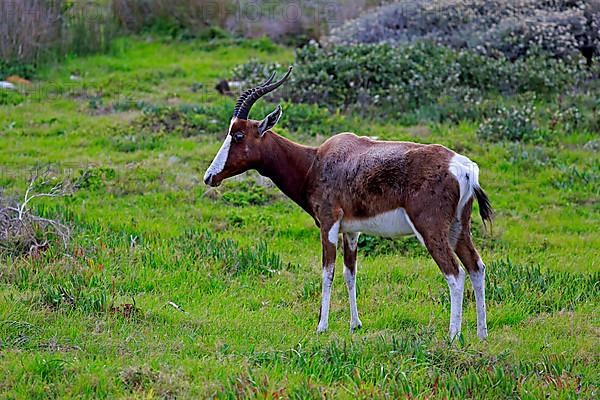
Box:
455, 232, 488, 340
417, 225, 466, 340
343, 232, 362, 332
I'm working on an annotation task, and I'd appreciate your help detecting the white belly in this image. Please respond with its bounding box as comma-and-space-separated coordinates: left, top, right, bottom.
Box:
340, 208, 419, 238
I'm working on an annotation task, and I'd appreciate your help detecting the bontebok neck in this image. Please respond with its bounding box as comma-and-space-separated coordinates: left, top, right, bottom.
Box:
257, 132, 317, 215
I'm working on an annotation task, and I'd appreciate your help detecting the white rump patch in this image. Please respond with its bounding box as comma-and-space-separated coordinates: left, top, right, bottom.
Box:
341, 208, 422, 243
448, 154, 480, 220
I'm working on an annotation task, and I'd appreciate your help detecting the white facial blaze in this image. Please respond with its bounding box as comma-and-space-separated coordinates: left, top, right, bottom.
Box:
205, 135, 231, 178
204, 133, 232, 183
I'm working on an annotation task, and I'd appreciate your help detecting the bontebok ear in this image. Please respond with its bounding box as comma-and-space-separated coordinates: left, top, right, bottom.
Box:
258, 105, 283, 136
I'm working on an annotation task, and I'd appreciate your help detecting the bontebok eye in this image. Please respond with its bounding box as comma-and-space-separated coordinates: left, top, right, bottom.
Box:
233, 132, 244, 142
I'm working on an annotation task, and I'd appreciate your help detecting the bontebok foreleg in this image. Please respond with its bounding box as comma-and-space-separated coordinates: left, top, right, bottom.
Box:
343, 232, 362, 332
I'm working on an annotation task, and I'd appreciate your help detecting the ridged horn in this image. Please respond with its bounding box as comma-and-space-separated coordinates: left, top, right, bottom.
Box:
233, 66, 293, 120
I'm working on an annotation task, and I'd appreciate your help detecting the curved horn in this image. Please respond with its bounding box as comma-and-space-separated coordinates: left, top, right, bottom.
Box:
234, 66, 293, 120
232, 71, 276, 117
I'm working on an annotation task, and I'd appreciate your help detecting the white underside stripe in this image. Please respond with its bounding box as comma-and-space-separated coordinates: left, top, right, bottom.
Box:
340, 208, 422, 242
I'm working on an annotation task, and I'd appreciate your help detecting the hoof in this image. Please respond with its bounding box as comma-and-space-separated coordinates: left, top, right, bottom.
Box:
350, 320, 363, 333
477, 327, 488, 340
316, 323, 328, 333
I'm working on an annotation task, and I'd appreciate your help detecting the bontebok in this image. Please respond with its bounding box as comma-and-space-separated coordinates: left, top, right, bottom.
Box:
204, 67, 494, 340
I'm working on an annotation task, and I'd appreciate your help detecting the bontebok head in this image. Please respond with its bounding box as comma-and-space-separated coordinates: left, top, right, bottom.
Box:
203, 67, 293, 187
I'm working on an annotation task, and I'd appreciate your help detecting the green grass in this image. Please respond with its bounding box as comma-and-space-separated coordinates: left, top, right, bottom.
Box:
0, 37, 598, 399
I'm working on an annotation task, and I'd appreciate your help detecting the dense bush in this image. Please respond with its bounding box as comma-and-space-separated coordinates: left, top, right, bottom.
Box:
234, 42, 592, 115
327, 0, 600, 62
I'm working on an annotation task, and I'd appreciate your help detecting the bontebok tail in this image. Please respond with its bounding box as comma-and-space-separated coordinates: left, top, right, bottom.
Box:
450, 154, 494, 231
474, 186, 493, 229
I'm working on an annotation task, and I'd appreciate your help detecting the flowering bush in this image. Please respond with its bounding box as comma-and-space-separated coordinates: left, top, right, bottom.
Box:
477, 104, 540, 142
326, 0, 600, 61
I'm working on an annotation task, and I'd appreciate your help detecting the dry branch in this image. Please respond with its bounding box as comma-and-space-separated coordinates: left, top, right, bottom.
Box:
0, 171, 74, 257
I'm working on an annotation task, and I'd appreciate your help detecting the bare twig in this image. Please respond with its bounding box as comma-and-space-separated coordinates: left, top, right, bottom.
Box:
0, 170, 74, 257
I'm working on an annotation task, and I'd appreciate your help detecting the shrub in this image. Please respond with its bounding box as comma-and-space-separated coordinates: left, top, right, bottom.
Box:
326, 0, 600, 62
233, 42, 590, 117
505, 143, 554, 169
76, 167, 117, 191
0, 61, 35, 80
139, 107, 205, 137
547, 94, 600, 134
477, 104, 541, 142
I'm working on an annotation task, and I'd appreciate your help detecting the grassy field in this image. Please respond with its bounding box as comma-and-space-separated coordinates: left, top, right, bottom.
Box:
0, 37, 598, 399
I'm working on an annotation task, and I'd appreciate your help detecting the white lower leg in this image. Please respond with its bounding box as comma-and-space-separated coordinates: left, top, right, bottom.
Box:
445, 267, 466, 340
470, 260, 488, 339
343, 266, 362, 332
317, 266, 334, 332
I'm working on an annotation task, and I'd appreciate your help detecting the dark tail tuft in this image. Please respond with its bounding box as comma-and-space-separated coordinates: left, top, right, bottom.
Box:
474, 186, 494, 231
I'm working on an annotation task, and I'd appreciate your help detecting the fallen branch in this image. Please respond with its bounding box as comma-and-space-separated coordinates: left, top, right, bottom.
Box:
0, 170, 75, 257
